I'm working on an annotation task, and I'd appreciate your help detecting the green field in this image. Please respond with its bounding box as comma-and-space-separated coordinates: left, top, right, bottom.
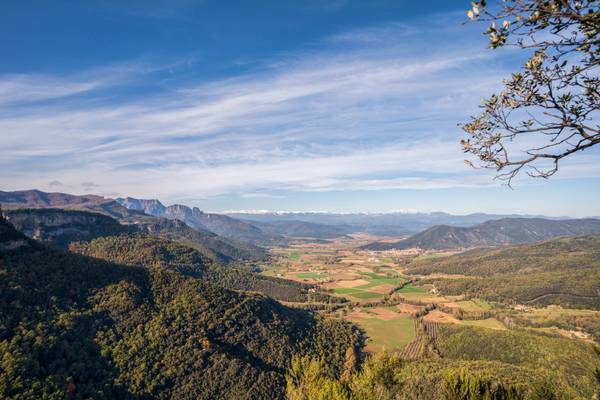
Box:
334, 288, 362, 294
332, 272, 407, 300
461, 318, 506, 330
259, 264, 286, 277
353, 278, 404, 290
295, 272, 329, 280
332, 288, 384, 299
287, 251, 301, 260
455, 299, 492, 312
353, 315, 415, 351
396, 283, 428, 297
520, 305, 598, 321
352, 292, 384, 299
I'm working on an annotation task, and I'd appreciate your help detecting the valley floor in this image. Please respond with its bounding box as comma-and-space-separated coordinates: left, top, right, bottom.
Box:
260, 236, 599, 353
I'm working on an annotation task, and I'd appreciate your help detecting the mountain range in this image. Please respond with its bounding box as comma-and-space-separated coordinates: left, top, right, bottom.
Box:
116, 197, 279, 244
225, 210, 567, 235
0, 190, 267, 262
3, 190, 599, 253
363, 218, 600, 251
117, 197, 389, 241
1, 189, 599, 399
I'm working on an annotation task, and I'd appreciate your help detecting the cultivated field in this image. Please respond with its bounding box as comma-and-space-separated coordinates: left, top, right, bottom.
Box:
346, 307, 415, 352
265, 239, 410, 303
261, 237, 524, 352
260, 237, 597, 352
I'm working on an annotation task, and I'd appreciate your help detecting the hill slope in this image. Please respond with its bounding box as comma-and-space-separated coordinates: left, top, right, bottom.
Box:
405, 235, 600, 309
2, 208, 132, 249
365, 217, 600, 250
0, 190, 267, 263
2, 208, 315, 302
287, 323, 600, 399
0, 217, 360, 399
117, 197, 279, 244
70, 234, 341, 303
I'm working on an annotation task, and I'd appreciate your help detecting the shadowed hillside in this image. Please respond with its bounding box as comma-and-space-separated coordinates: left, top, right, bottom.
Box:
0, 217, 361, 400
0, 190, 267, 263
3, 208, 132, 249
70, 234, 342, 304
364, 218, 600, 250
406, 235, 600, 309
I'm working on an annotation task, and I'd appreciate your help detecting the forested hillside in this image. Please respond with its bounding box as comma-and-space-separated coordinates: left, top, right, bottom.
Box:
71, 234, 340, 303
286, 324, 600, 399
3, 208, 132, 249
365, 218, 600, 250
0, 191, 268, 263
0, 217, 361, 399
406, 235, 600, 309
133, 216, 268, 263
435, 325, 600, 397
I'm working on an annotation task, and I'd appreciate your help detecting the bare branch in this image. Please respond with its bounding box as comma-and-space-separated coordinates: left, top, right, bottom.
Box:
461, 0, 599, 184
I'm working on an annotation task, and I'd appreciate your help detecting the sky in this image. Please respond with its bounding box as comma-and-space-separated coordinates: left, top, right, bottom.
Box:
1, 0, 599, 217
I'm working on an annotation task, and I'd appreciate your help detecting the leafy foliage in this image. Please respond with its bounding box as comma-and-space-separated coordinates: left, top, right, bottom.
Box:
70, 234, 341, 304
436, 325, 600, 398
0, 219, 360, 399
286, 352, 572, 400
461, 0, 600, 182
407, 235, 600, 309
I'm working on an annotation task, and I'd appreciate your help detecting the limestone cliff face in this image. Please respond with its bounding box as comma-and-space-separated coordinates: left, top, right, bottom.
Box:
163, 204, 193, 221
0, 191, 268, 262
3, 208, 129, 249
117, 197, 166, 216
116, 197, 274, 245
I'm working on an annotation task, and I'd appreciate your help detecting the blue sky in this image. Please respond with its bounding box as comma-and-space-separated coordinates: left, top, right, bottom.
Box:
1, 0, 599, 216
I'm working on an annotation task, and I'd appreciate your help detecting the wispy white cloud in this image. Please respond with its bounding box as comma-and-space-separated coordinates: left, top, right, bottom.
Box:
1, 15, 597, 203
0, 140, 492, 199
0, 61, 185, 109
0, 75, 102, 105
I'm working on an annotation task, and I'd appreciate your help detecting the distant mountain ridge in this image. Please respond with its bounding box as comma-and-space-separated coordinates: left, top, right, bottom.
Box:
117, 197, 279, 244
3, 190, 591, 250
246, 220, 358, 239
364, 218, 600, 250
2, 208, 132, 249
226, 211, 567, 235
118, 198, 381, 240
0, 190, 267, 262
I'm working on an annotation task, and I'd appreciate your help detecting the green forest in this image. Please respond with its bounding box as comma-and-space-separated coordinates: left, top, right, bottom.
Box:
406, 235, 600, 310
0, 219, 360, 399
3, 213, 600, 399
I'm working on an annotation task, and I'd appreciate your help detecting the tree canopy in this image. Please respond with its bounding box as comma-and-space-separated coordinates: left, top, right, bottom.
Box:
461, 0, 599, 184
